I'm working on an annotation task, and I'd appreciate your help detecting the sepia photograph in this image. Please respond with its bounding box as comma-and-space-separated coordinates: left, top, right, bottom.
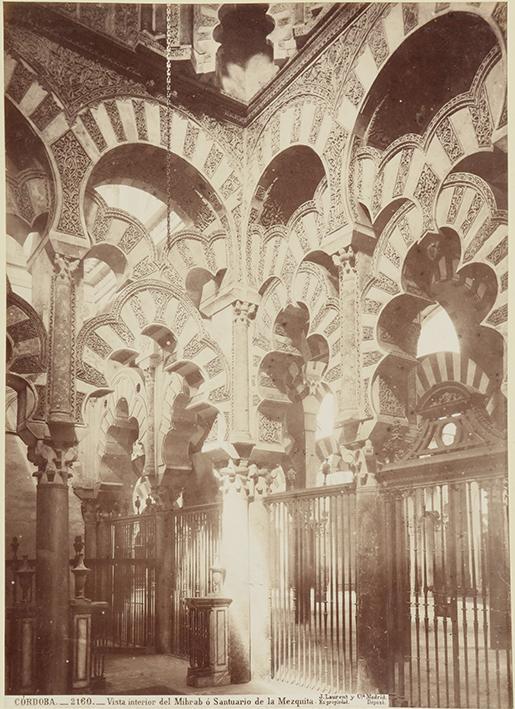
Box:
2, 1, 510, 706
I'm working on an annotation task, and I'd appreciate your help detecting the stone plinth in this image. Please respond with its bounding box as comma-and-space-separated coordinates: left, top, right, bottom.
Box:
186, 597, 232, 688
69, 598, 93, 692
6, 604, 36, 693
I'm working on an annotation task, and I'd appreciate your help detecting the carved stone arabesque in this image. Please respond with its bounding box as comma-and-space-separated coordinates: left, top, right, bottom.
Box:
258, 411, 282, 444
5, 22, 147, 116
414, 163, 439, 230
51, 131, 91, 238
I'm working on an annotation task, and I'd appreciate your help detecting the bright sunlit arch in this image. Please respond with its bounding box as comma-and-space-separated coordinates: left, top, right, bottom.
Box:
95, 184, 185, 244
417, 305, 460, 358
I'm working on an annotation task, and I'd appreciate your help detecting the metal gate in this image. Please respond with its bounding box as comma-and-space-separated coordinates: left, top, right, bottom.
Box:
89, 513, 157, 650
170, 503, 222, 657
385, 474, 512, 708
267, 484, 357, 691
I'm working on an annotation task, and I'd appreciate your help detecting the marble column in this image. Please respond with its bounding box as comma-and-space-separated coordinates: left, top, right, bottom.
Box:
141, 354, 160, 495
155, 509, 172, 653
218, 460, 251, 683
355, 442, 388, 693
247, 466, 272, 679
31, 441, 77, 694
48, 254, 80, 424
332, 247, 360, 434
231, 301, 256, 449
302, 394, 320, 488
32, 252, 81, 693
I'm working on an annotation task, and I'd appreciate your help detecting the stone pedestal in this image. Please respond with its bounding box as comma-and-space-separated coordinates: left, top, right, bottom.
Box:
6, 605, 36, 694
91, 601, 109, 689
69, 598, 93, 692
186, 597, 232, 687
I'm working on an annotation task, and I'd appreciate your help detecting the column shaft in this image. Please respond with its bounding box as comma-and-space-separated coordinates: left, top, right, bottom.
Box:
303, 403, 319, 488
231, 301, 255, 444
34, 251, 80, 693
356, 483, 388, 692
248, 488, 271, 679
220, 472, 250, 683
48, 254, 79, 423
143, 360, 158, 483
156, 511, 172, 653
36, 480, 70, 693
334, 247, 359, 424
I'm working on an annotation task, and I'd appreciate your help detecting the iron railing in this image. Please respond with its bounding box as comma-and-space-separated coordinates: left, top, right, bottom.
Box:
170, 503, 222, 658
88, 513, 157, 650
384, 474, 512, 708
265, 484, 357, 692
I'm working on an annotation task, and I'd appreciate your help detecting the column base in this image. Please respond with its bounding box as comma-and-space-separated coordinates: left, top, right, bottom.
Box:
187, 669, 232, 688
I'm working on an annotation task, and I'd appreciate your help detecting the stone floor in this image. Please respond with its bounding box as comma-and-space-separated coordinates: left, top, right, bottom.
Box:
99, 653, 318, 696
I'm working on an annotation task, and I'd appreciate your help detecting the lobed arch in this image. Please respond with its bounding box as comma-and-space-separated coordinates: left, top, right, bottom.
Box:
76, 280, 231, 407
435, 173, 507, 339
253, 266, 340, 392
158, 373, 192, 470
85, 189, 158, 254
157, 372, 226, 483
367, 176, 506, 332
253, 289, 340, 476
98, 369, 148, 458
359, 189, 506, 433
84, 143, 235, 280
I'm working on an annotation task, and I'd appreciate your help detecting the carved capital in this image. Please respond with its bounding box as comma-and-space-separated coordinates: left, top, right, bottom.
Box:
81, 499, 99, 524
233, 300, 256, 325
53, 253, 81, 283
248, 463, 286, 498
285, 360, 325, 402
355, 439, 378, 488
216, 458, 251, 497
332, 246, 356, 277
139, 353, 161, 376
29, 439, 78, 484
